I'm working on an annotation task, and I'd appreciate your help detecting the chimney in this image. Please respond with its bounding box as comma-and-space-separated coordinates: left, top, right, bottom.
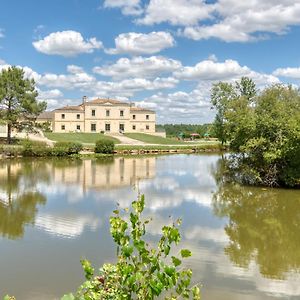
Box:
82, 96, 87, 104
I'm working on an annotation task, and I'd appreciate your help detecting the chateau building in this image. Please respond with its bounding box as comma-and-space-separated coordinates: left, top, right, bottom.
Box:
48, 97, 156, 134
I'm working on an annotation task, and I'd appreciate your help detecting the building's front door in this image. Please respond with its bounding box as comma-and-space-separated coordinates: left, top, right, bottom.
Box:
119, 124, 124, 132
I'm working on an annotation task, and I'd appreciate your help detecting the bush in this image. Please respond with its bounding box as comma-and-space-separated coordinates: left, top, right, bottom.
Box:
62, 195, 200, 300
95, 139, 115, 154
0, 145, 22, 157
54, 142, 83, 155
21, 139, 52, 157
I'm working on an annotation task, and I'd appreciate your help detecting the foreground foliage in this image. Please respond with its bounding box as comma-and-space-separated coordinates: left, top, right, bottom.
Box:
62, 195, 200, 300
211, 78, 300, 187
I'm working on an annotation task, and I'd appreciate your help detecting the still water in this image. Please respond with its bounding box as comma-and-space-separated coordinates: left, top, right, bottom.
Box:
0, 155, 300, 299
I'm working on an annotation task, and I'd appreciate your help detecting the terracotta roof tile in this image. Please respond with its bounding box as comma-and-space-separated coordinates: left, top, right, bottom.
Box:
86, 98, 130, 106
130, 107, 155, 113
37, 111, 54, 120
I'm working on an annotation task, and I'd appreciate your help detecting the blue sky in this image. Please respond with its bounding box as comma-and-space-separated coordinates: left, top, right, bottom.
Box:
0, 0, 300, 124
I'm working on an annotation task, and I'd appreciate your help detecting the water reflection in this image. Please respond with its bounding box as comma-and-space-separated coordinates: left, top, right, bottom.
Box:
0, 157, 156, 239
0, 161, 48, 239
212, 159, 300, 280
0, 155, 300, 299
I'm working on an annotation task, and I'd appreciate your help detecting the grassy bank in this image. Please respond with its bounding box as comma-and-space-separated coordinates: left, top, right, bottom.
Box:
124, 133, 185, 144
44, 132, 120, 144
0, 139, 225, 159
115, 142, 225, 154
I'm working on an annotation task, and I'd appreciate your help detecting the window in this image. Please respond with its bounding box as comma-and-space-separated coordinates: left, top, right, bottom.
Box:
91, 109, 96, 117
77, 114, 80, 119
120, 110, 124, 117
132, 125, 136, 130
146, 115, 149, 120
106, 110, 110, 117
105, 123, 110, 131
76, 125, 81, 130
61, 125, 65, 130
133, 114, 136, 120
91, 124, 96, 132
146, 125, 150, 130
61, 114, 65, 119
119, 124, 124, 132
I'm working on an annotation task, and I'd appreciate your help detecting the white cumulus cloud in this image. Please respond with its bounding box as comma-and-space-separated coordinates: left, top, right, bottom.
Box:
183, 0, 300, 42
103, 0, 143, 15
33, 30, 103, 57
136, 0, 213, 26
174, 59, 280, 86
106, 31, 175, 55
93, 56, 182, 79
273, 67, 300, 79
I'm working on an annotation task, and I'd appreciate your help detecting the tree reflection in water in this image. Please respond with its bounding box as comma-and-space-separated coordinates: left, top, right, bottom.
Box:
212, 158, 300, 280
0, 160, 48, 239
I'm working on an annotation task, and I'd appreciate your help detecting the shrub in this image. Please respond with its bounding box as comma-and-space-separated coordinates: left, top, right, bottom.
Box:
62, 195, 200, 300
95, 139, 115, 154
54, 142, 83, 155
0, 145, 22, 157
21, 139, 52, 157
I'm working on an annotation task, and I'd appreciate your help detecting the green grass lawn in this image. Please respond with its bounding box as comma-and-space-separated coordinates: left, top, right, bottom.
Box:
44, 132, 120, 144
124, 133, 188, 145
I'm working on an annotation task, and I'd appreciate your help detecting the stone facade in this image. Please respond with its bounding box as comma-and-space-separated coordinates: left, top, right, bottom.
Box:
51, 98, 156, 134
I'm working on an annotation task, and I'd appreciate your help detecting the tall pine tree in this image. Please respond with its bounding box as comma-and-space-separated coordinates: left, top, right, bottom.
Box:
0, 66, 46, 143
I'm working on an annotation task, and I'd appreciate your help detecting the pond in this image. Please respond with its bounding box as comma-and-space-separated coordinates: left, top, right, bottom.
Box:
0, 154, 300, 299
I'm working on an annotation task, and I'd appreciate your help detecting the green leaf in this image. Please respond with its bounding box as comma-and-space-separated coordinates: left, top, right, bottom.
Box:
61, 293, 75, 300
180, 249, 192, 258
122, 245, 134, 257
172, 256, 182, 267
80, 259, 94, 280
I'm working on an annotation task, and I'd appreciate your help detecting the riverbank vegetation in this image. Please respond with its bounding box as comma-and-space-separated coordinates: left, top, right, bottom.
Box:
211, 77, 300, 187
0, 140, 83, 157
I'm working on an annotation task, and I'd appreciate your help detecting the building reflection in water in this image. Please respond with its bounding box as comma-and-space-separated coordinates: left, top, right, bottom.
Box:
49, 157, 156, 191
0, 157, 156, 239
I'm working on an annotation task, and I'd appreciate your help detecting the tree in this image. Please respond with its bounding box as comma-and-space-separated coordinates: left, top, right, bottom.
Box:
210, 82, 237, 144
211, 80, 300, 187
236, 76, 257, 101
210, 77, 257, 146
0, 66, 46, 144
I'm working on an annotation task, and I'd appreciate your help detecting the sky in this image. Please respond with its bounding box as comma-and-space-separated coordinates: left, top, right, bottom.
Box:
0, 0, 300, 124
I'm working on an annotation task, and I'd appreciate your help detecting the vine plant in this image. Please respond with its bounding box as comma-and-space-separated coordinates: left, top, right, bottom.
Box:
63, 195, 200, 300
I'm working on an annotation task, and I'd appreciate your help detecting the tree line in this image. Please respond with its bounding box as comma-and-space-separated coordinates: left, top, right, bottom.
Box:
156, 124, 214, 138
